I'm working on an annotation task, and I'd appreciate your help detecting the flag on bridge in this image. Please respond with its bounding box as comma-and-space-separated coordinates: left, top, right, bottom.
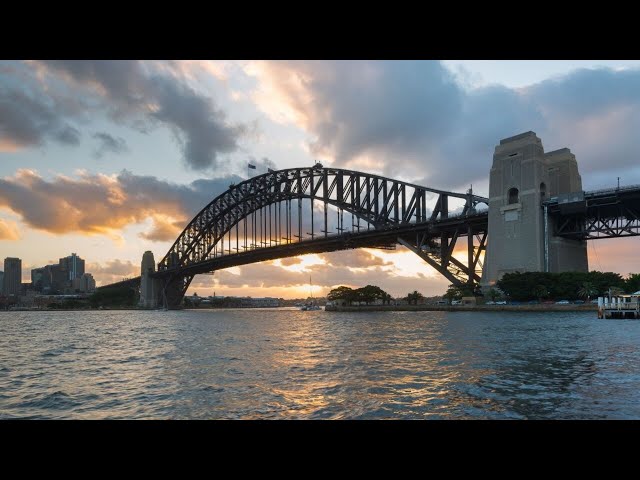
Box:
248, 163, 256, 169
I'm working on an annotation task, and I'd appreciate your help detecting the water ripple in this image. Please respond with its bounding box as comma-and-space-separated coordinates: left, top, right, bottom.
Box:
1, 309, 640, 418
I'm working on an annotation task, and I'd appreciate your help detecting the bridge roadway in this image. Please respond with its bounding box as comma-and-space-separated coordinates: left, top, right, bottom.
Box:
152, 211, 490, 279
545, 184, 640, 239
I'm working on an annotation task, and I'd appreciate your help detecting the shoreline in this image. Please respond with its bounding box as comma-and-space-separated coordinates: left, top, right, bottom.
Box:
2, 305, 598, 313
324, 304, 597, 312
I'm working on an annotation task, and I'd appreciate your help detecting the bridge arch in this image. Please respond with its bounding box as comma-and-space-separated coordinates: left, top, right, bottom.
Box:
156, 166, 489, 308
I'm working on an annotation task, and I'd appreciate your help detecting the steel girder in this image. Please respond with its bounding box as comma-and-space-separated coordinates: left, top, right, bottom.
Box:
155, 166, 489, 307
546, 186, 640, 240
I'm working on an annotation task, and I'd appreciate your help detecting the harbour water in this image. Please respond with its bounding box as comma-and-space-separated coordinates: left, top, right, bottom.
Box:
1, 308, 639, 419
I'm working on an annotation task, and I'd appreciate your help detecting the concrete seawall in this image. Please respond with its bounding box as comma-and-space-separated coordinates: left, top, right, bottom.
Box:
324, 304, 597, 313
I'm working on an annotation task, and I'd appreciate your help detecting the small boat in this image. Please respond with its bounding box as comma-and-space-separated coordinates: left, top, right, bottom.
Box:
300, 304, 321, 311
300, 276, 323, 311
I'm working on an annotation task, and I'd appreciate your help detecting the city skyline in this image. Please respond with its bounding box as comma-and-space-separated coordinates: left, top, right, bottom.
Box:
2, 60, 640, 298
3, 253, 96, 296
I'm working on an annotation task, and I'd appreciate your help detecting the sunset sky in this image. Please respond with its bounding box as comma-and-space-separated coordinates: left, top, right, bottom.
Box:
1, 60, 640, 298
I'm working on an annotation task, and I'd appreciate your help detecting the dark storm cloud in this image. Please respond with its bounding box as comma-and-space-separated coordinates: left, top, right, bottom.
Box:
0, 86, 82, 150
35, 60, 246, 170
149, 75, 244, 169
297, 60, 462, 165
526, 67, 640, 118
255, 61, 640, 192
92, 132, 129, 158
522, 68, 640, 180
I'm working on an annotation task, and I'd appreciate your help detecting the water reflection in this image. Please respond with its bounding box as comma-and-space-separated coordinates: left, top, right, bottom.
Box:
1, 309, 639, 419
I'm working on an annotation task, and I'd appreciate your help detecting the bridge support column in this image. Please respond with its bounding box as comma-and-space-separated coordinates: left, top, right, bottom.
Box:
481, 131, 588, 290
160, 274, 193, 309
139, 251, 161, 308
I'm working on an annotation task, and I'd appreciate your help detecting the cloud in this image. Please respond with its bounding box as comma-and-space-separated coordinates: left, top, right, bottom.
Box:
32, 60, 247, 170
0, 85, 82, 151
245, 61, 640, 191
279, 257, 302, 266
318, 249, 393, 269
92, 132, 129, 158
138, 215, 184, 242
192, 250, 450, 298
0, 218, 20, 240
246, 156, 277, 174
0, 168, 242, 240
86, 259, 139, 286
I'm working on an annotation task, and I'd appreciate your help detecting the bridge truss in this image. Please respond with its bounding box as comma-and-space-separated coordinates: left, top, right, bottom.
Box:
547, 185, 640, 240
155, 166, 488, 308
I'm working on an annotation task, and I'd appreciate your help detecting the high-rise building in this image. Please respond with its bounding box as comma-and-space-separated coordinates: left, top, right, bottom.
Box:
3, 257, 22, 296
31, 262, 73, 293
72, 273, 96, 293
0, 271, 4, 293
59, 253, 85, 281
48, 264, 68, 292
31, 267, 46, 291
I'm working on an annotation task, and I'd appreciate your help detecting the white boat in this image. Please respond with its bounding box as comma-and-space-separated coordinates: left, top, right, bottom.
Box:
300, 276, 323, 311
300, 304, 321, 311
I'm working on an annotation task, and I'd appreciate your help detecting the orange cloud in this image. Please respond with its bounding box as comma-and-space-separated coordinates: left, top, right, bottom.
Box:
0, 169, 237, 242
86, 259, 139, 286
138, 215, 185, 242
0, 139, 22, 153
0, 218, 20, 240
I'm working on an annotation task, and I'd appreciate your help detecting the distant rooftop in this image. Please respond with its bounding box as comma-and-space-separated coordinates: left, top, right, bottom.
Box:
545, 148, 572, 156
500, 131, 537, 145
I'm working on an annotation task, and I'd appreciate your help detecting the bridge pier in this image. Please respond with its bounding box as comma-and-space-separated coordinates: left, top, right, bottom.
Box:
139, 251, 162, 308
481, 132, 588, 289
160, 274, 193, 309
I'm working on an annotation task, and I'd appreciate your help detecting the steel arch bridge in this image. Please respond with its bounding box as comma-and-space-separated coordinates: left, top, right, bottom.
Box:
153, 165, 489, 308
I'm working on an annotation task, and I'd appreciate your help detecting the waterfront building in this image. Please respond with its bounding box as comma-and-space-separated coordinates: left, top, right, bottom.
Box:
46, 264, 68, 293
3, 257, 22, 296
72, 273, 96, 293
59, 253, 85, 281
31, 267, 46, 291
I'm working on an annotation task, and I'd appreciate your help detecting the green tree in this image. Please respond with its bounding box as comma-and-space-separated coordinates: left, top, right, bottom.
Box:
353, 285, 389, 304
327, 286, 355, 304
587, 271, 625, 297
577, 281, 597, 301
609, 286, 625, 296
444, 285, 461, 301
533, 284, 548, 302
382, 293, 393, 305
625, 273, 640, 293
89, 286, 136, 308
487, 288, 500, 302
406, 290, 424, 305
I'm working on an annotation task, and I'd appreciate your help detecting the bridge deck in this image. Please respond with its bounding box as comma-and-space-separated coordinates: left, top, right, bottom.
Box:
155, 212, 489, 278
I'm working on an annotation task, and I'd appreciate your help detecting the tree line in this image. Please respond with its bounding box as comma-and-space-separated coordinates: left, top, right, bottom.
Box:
494, 271, 640, 302
327, 285, 429, 305
327, 285, 392, 305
